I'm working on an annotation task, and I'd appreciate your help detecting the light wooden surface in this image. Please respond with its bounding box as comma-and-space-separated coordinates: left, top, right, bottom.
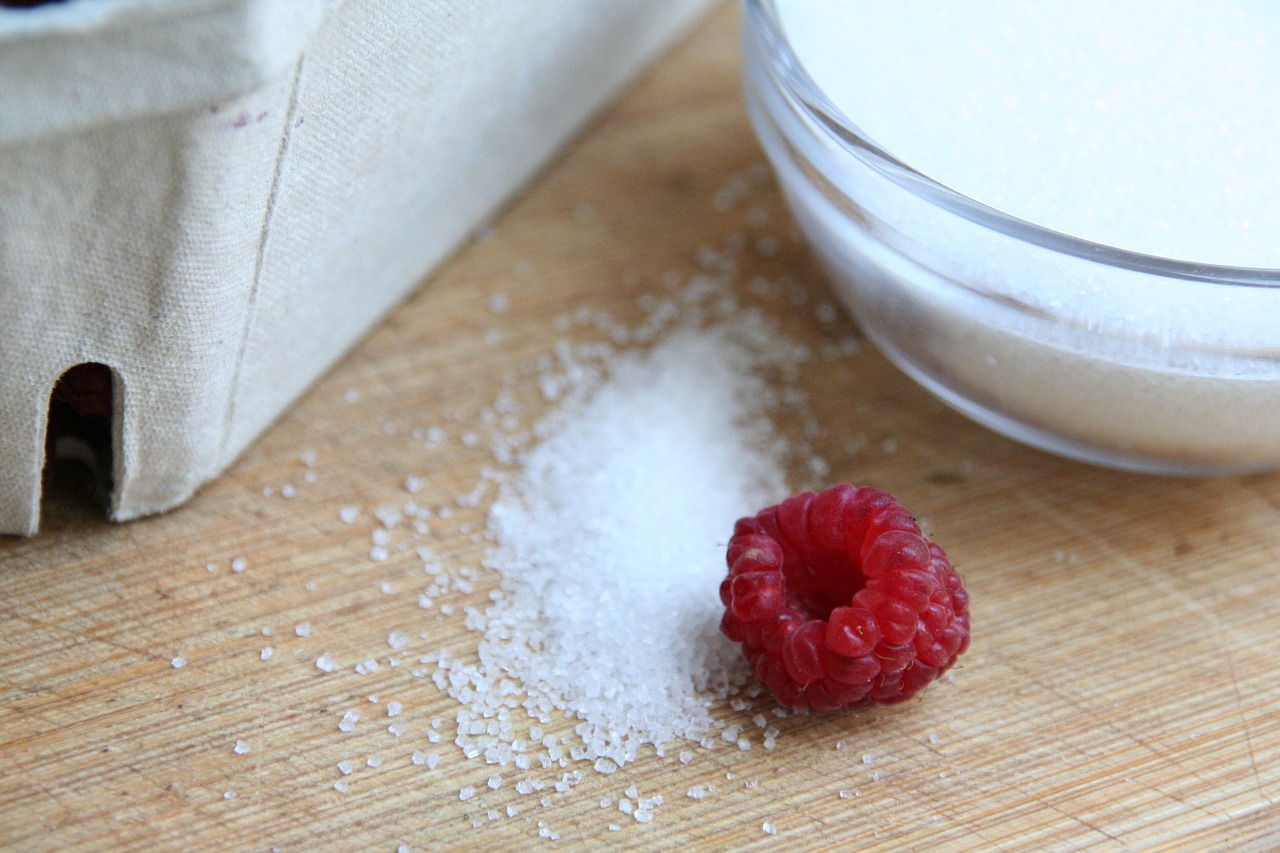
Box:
3, 5, 1279, 851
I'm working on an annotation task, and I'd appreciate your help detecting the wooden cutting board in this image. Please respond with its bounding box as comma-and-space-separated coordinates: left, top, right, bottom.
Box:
3, 4, 1278, 850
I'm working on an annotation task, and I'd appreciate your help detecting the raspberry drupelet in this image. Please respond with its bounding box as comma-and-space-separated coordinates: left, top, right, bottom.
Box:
720, 484, 970, 711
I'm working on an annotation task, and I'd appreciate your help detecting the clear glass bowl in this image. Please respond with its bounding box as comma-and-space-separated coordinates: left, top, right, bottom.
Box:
742, 0, 1280, 475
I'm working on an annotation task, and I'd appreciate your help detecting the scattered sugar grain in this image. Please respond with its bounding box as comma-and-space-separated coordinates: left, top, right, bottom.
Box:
337, 760, 354, 776
223, 790, 236, 800
233, 741, 250, 756
171, 655, 186, 669
762, 821, 777, 836
387, 701, 403, 717
340, 506, 359, 524
338, 711, 359, 732
367, 756, 382, 768
333, 780, 350, 794
294, 622, 311, 638
260, 647, 274, 661
459, 786, 476, 801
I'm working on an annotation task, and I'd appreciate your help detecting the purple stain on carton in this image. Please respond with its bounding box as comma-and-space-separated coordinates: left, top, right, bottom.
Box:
230, 111, 270, 129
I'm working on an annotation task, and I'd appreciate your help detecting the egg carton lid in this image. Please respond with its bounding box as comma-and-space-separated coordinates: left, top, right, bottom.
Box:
0, 0, 333, 144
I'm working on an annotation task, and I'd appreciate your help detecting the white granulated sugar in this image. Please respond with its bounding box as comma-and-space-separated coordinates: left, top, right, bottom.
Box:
170, 655, 186, 669
233, 741, 250, 756
294, 622, 311, 638
469, 321, 791, 764
260, 647, 274, 661
316, 654, 335, 673
781, 1, 1280, 267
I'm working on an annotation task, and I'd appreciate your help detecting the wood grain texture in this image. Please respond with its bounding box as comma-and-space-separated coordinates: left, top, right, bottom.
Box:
3, 4, 1279, 851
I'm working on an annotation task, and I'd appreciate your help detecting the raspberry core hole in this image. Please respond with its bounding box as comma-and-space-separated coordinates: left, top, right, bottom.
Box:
784, 552, 864, 621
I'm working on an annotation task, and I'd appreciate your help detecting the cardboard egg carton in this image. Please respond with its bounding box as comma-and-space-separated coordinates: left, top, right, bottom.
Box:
0, 0, 714, 535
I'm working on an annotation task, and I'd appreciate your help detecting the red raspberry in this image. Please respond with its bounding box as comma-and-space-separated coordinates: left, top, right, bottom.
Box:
720, 484, 970, 711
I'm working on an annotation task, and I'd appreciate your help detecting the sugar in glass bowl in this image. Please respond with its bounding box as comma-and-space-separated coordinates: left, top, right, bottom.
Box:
743, 0, 1280, 475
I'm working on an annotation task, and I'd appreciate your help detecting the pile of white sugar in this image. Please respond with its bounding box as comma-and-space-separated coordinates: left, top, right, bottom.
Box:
780, 0, 1280, 267
434, 300, 817, 768
479, 323, 788, 763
